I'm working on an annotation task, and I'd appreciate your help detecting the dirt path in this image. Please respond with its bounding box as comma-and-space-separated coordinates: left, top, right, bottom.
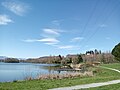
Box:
49, 66, 120, 90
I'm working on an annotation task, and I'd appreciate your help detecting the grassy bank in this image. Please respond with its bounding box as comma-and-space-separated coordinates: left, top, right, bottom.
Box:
0, 63, 120, 90
101, 63, 120, 70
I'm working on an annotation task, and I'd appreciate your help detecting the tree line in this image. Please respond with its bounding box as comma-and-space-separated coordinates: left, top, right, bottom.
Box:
0, 42, 120, 64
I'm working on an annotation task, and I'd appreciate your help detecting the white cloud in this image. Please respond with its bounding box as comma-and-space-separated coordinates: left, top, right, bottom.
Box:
44, 42, 57, 45
22, 39, 37, 42
71, 37, 84, 42
0, 15, 13, 25
43, 28, 60, 36
58, 45, 74, 49
2, 1, 29, 16
23, 38, 60, 45
37, 38, 59, 44
41, 28, 62, 38
23, 28, 61, 46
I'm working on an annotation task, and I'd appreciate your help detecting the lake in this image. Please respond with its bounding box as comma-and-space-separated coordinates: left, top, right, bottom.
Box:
0, 63, 59, 82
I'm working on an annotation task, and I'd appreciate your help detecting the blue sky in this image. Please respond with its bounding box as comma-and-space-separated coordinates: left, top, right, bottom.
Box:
0, 0, 120, 58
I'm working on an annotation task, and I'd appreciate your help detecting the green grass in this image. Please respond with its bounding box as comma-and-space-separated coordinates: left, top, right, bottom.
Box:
81, 83, 120, 90
101, 63, 120, 70
0, 63, 120, 90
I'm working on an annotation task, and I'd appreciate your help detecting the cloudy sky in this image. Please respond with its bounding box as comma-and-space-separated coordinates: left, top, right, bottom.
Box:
0, 0, 120, 58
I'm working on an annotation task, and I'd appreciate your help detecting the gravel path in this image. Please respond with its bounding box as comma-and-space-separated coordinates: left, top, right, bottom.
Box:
49, 80, 120, 90
49, 66, 120, 90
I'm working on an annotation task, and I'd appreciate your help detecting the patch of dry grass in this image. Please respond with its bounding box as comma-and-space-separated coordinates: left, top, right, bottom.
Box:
37, 71, 93, 80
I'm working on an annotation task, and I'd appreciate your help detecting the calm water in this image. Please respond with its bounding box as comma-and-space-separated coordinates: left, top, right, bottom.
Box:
0, 63, 58, 82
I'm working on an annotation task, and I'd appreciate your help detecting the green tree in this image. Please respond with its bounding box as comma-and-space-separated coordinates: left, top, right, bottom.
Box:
61, 58, 67, 65
78, 54, 83, 63
66, 57, 72, 63
58, 55, 62, 60
112, 43, 120, 62
72, 54, 83, 64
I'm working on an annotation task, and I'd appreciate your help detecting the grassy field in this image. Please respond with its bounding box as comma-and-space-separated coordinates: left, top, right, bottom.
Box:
0, 63, 120, 90
101, 63, 120, 70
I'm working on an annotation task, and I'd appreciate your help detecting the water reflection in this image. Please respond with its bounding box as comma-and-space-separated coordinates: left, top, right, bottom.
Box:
0, 63, 59, 82
41, 64, 61, 73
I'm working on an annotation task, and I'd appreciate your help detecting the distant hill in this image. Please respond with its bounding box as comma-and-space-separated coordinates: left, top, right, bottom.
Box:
0, 56, 7, 60
17, 58, 27, 60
